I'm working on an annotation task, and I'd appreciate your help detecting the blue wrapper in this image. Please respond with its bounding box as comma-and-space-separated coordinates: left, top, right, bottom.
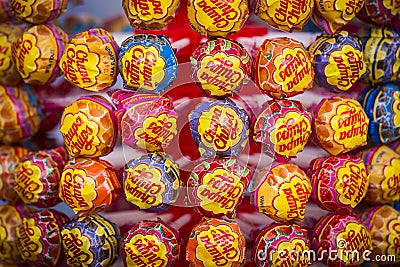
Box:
123, 152, 181, 212
358, 83, 400, 144
118, 34, 178, 94
188, 99, 250, 158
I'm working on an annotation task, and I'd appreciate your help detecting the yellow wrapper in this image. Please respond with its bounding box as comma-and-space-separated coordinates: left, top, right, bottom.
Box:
9, 0, 67, 24
0, 23, 22, 86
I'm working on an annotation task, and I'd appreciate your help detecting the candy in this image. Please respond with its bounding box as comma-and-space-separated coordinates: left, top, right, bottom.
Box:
59, 95, 117, 158
358, 0, 400, 26
253, 99, 312, 160
11, 23, 68, 85
253, 37, 314, 99
59, 157, 121, 216
122, 0, 180, 30
187, 157, 251, 218
308, 31, 366, 92
186, 218, 246, 267
252, 0, 314, 32
14, 147, 68, 208
60, 28, 119, 92
61, 214, 120, 267
118, 34, 177, 93
308, 154, 369, 214
251, 162, 312, 222
0, 23, 23, 86
16, 209, 70, 267
187, 0, 249, 37
110, 90, 178, 152
122, 220, 180, 267
253, 222, 312, 267
124, 152, 181, 211
191, 38, 252, 98
9, 0, 67, 24
188, 99, 249, 158
311, 213, 372, 266
312, 96, 369, 155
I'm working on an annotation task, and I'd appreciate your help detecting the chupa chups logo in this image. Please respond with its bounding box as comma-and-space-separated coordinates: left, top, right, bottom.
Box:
62, 228, 95, 266
336, 223, 371, 264
11, 33, 40, 78
129, 0, 173, 20
9, 0, 34, 17
382, 159, 400, 201
272, 0, 311, 28
17, 218, 43, 259
15, 161, 43, 203
388, 220, 400, 255
194, 0, 240, 31
125, 234, 168, 266
339, 0, 364, 20
270, 239, 311, 267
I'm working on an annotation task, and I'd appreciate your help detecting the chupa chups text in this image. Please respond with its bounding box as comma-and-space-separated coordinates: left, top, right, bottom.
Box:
18, 220, 41, 258
341, 163, 367, 204
63, 116, 95, 155
196, 0, 239, 29
332, 51, 363, 88
132, 0, 163, 16
283, 182, 310, 219
15, 164, 40, 201
9, 0, 27, 15
62, 231, 92, 264
125, 167, 163, 205
199, 58, 243, 91
385, 171, 400, 199
126, 237, 166, 267
136, 119, 175, 147
342, 227, 370, 252
274, 0, 309, 26
276, 118, 310, 153
278, 50, 311, 91
344, 0, 363, 17
11, 38, 33, 76
337, 108, 367, 140
61, 171, 89, 209
62, 48, 93, 84
125, 47, 157, 88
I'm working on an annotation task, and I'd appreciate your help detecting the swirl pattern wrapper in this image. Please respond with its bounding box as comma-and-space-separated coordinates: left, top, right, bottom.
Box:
14, 147, 68, 208
9, 0, 68, 24
357, 0, 400, 26
360, 27, 400, 85
308, 154, 369, 214
0, 23, 23, 86
191, 38, 252, 98
60, 28, 119, 92
361, 205, 400, 264
358, 145, 400, 204
122, 220, 180, 267
124, 152, 181, 212
312, 0, 364, 34
16, 209, 70, 267
59, 158, 121, 216
253, 37, 314, 99
250, 162, 311, 222
122, 0, 180, 30
188, 99, 249, 158
253, 99, 312, 160
110, 90, 178, 152
186, 218, 246, 267
0, 84, 42, 144
11, 23, 68, 85
308, 31, 366, 92
61, 214, 120, 267
252, 0, 314, 32
311, 214, 372, 266
60, 95, 117, 158
312, 96, 369, 156
119, 34, 177, 94
252, 222, 312, 267
187, 0, 249, 37
358, 83, 400, 144
187, 157, 251, 218
0, 146, 30, 203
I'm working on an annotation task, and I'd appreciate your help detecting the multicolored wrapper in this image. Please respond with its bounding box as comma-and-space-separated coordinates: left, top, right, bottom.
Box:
59, 95, 117, 158
312, 96, 369, 155
308, 154, 369, 214
188, 99, 249, 158
187, 157, 251, 218
61, 214, 120, 267
253, 99, 312, 160
311, 214, 372, 266
252, 0, 314, 32
360, 27, 400, 85
14, 147, 68, 208
0, 23, 23, 86
9, 0, 68, 24
110, 90, 178, 152
0, 205, 32, 264
312, 0, 365, 34
308, 31, 366, 92
253, 37, 314, 99
59, 158, 121, 216
0, 84, 42, 144
186, 218, 246, 267
118, 34, 177, 94
361, 205, 400, 263
358, 83, 400, 144
0, 0, 14, 22
11, 23, 68, 85
122, 0, 180, 30
250, 162, 311, 222
60, 28, 119, 92
358, 0, 400, 26
0, 146, 30, 203
252, 222, 312, 267
358, 145, 400, 204
187, 0, 249, 37
124, 152, 181, 211
191, 38, 252, 98
122, 219, 180, 267
16, 209, 70, 267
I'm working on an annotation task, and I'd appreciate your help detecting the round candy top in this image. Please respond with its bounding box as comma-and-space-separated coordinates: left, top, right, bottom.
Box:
9, 0, 68, 24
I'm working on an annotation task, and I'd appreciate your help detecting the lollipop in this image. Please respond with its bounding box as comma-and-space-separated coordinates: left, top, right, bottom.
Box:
0, 23, 23, 86
9, 0, 68, 24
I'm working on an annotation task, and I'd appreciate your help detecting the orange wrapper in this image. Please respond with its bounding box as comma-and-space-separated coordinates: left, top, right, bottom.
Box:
0, 23, 23, 86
